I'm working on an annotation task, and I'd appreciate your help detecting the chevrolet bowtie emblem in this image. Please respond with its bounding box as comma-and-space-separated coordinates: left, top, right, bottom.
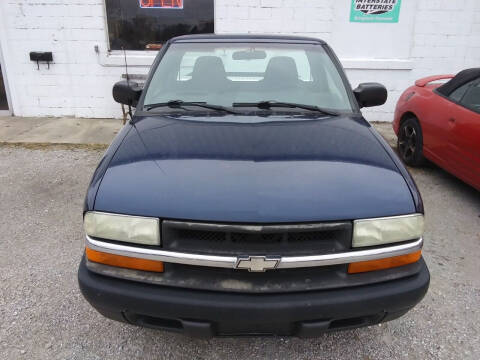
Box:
235, 256, 281, 272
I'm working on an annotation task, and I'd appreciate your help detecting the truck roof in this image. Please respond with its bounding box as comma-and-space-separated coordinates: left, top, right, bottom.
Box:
170, 34, 326, 45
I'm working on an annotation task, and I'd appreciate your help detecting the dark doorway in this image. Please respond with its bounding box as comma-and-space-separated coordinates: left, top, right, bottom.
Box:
0, 64, 8, 110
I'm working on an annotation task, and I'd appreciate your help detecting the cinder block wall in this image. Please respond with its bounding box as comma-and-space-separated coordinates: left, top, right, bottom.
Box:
0, 0, 479, 120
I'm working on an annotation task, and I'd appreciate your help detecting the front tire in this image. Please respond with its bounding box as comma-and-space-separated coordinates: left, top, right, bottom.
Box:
397, 117, 424, 166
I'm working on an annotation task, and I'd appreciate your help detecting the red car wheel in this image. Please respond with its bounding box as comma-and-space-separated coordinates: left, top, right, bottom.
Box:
398, 117, 425, 166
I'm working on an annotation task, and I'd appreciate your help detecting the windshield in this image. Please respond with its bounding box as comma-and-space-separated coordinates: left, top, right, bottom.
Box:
143, 42, 353, 112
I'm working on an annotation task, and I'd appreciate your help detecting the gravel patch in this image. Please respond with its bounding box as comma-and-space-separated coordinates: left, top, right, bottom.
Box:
0, 138, 479, 359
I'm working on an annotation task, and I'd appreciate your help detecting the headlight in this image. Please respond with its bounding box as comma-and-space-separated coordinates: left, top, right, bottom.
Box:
84, 212, 160, 246
352, 214, 424, 248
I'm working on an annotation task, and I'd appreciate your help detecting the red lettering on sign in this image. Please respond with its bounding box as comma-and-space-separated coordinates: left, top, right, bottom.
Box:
140, 0, 183, 8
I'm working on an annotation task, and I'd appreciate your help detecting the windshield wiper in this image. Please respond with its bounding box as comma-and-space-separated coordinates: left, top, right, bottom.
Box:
145, 100, 238, 114
233, 101, 339, 116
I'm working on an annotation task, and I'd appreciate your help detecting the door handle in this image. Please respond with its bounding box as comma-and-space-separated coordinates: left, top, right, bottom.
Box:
448, 118, 456, 123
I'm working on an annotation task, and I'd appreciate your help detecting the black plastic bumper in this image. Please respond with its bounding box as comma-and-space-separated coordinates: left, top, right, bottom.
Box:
78, 257, 429, 337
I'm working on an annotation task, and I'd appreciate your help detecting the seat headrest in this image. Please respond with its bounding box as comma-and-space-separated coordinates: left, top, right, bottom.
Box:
263, 56, 299, 85
191, 56, 227, 84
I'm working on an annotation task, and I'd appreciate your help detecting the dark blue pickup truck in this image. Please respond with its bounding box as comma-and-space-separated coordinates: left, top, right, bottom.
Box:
78, 34, 429, 337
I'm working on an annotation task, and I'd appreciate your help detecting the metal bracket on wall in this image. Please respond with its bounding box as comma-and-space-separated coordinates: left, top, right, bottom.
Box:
29, 52, 53, 70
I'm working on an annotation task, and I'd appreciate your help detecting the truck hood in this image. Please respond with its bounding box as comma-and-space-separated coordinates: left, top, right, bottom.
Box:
94, 114, 415, 222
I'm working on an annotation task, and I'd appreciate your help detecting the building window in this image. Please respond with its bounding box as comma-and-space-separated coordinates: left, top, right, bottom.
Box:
105, 0, 214, 51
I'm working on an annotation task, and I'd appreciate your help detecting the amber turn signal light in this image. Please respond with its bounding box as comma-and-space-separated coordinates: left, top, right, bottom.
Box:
86, 247, 164, 273
348, 250, 421, 274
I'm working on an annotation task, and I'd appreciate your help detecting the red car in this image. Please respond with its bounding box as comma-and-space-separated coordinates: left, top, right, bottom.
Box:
393, 68, 480, 190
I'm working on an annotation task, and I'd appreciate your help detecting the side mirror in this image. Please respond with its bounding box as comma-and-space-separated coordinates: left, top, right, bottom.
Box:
353, 83, 387, 108
112, 80, 142, 107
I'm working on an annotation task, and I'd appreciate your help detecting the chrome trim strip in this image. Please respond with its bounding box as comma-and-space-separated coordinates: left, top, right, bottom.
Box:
86, 236, 423, 270
277, 238, 423, 269
87, 236, 235, 268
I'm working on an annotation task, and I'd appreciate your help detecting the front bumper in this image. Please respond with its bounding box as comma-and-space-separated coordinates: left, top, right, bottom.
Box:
78, 256, 430, 337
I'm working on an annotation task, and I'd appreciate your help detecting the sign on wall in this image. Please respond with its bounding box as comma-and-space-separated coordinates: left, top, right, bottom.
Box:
350, 0, 402, 23
105, 0, 214, 50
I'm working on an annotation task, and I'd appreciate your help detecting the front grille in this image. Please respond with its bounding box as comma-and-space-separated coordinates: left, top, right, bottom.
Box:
162, 220, 352, 256
87, 219, 422, 294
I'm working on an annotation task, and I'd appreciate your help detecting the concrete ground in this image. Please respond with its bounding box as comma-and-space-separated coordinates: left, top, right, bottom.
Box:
0, 116, 122, 146
0, 120, 479, 359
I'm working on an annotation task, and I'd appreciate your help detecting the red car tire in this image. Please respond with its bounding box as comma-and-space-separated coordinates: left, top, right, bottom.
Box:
397, 117, 425, 167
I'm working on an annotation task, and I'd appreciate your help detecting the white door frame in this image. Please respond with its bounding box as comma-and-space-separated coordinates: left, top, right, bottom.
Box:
0, 38, 12, 116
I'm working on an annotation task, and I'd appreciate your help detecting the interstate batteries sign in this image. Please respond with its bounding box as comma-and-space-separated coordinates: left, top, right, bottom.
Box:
350, 0, 402, 23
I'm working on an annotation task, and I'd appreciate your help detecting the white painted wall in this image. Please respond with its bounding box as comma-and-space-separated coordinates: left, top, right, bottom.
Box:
0, 0, 479, 120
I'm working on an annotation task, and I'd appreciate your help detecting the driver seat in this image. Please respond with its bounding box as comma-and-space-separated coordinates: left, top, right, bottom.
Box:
189, 56, 229, 92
